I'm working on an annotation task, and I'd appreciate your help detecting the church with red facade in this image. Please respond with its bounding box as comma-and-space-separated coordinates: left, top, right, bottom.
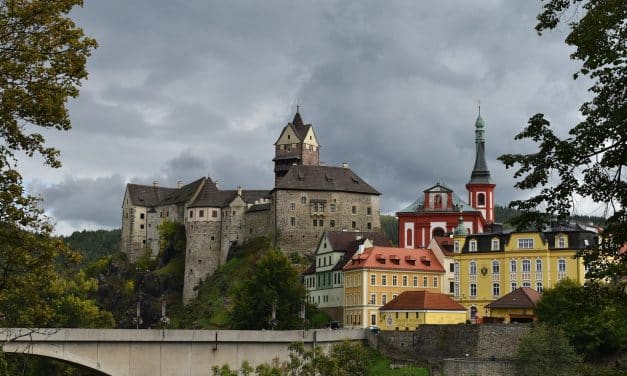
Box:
397, 112, 495, 248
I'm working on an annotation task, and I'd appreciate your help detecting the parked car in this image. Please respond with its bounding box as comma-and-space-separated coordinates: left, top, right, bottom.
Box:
368, 325, 380, 334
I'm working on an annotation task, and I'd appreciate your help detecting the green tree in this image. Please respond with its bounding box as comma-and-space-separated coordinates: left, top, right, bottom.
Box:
380, 215, 398, 246
535, 279, 627, 360
498, 0, 627, 280
516, 323, 581, 376
0, 0, 97, 319
230, 249, 306, 330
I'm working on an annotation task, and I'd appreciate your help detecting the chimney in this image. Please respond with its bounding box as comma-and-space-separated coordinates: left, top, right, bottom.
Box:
237, 186, 242, 196
153, 180, 159, 187
357, 244, 365, 254
177, 180, 183, 188
342, 162, 349, 169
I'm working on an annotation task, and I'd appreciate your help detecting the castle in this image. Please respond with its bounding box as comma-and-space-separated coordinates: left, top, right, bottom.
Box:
121, 110, 381, 302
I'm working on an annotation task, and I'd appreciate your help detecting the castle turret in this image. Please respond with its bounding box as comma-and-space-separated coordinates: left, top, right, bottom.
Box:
273, 109, 320, 186
466, 109, 496, 223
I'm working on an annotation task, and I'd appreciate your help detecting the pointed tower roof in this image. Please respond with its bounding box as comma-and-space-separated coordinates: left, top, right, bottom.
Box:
467, 110, 493, 185
292, 110, 304, 126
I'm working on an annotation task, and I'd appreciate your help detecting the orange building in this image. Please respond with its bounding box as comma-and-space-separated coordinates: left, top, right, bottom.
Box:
342, 246, 445, 327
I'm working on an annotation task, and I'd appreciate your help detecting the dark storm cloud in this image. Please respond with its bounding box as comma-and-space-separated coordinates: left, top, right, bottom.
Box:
21, 1, 595, 232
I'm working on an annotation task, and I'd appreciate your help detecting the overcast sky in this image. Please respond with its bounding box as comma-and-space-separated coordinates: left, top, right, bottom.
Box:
22, 0, 600, 235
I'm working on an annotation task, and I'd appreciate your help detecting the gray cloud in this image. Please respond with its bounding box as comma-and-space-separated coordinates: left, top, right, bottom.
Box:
19, 1, 596, 233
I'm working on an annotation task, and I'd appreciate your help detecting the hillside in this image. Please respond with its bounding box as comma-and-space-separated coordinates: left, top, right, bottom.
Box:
63, 228, 121, 265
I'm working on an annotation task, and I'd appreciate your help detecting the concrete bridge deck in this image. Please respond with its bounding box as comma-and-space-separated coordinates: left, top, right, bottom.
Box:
1, 328, 366, 376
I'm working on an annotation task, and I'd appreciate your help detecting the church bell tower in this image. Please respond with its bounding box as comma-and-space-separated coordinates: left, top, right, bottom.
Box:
466, 109, 496, 223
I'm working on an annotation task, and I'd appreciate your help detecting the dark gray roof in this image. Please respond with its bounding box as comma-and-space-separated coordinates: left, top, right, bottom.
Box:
273, 111, 315, 145
188, 181, 271, 208
468, 141, 493, 185
126, 178, 204, 207
274, 165, 380, 195
246, 202, 271, 212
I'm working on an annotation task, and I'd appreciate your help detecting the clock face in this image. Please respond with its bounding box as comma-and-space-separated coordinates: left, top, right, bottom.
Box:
386, 315, 393, 327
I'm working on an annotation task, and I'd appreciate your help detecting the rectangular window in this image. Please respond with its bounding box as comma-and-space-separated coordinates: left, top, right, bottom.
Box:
423, 276, 428, 287
413, 276, 418, 286
493, 283, 500, 297
449, 263, 455, 272
352, 206, 356, 214
402, 276, 408, 286
330, 220, 336, 227
371, 274, 376, 285
212, 210, 218, 218
367, 207, 372, 215
558, 236, 565, 248
370, 294, 376, 305
381, 275, 387, 286
511, 282, 517, 292
330, 204, 336, 212
392, 275, 398, 286
454, 241, 460, 253
319, 220, 324, 227
367, 222, 372, 230
536, 259, 542, 272
470, 283, 477, 297
140, 224, 144, 229
199, 210, 204, 218
352, 221, 356, 229
301, 196, 307, 204
290, 203, 295, 210
469, 240, 477, 252
382, 294, 387, 305
449, 281, 455, 293
491, 239, 499, 251
518, 238, 534, 249
290, 217, 296, 226
433, 277, 438, 288
140, 213, 145, 219
189, 210, 193, 218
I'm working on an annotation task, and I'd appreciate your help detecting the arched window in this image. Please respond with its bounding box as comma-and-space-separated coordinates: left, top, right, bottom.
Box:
558, 259, 566, 272
470, 261, 477, 275
478, 193, 486, 206
470, 284, 477, 297
492, 260, 500, 274
536, 282, 543, 293
510, 259, 517, 272
491, 238, 500, 251
434, 194, 443, 208
432, 227, 445, 238
536, 259, 543, 272
470, 306, 477, 318
406, 228, 413, 247
522, 260, 531, 272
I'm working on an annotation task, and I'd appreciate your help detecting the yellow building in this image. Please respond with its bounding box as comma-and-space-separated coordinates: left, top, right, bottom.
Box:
448, 222, 597, 321
343, 246, 445, 328
379, 290, 466, 331
485, 287, 541, 323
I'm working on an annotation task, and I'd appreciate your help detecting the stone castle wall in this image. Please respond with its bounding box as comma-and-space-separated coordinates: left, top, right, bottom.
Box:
243, 208, 273, 243
183, 220, 222, 302
371, 324, 530, 365
273, 189, 380, 255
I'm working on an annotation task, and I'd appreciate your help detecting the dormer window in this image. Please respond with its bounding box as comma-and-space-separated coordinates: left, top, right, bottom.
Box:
557, 236, 566, 248
454, 240, 460, 253
491, 238, 499, 251
469, 240, 477, 252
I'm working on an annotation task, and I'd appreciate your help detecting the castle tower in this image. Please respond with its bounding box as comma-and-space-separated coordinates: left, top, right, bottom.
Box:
273, 109, 320, 185
465, 109, 496, 223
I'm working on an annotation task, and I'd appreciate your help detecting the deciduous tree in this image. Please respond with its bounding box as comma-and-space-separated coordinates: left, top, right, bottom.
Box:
498, 0, 627, 280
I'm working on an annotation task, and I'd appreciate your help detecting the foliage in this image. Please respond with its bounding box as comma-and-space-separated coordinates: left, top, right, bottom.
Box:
63, 229, 121, 265
498, 0, 627, 281
229, 246, 307, 330
535, 279, 627, 361
380, 215, 398, 246
516, 323, 581, 376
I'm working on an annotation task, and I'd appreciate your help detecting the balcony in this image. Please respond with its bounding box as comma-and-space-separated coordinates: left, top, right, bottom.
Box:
492, 274, 500, 282
521, 273, 531, 281
509, 273, 517, 281
535, 272, 543, 281
469, 275, 477, 283
558, 272, 567, 280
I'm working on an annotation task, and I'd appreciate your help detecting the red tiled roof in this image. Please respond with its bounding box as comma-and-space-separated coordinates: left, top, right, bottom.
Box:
343, 246, 444, 273
433, 236, 455, 255
485, 287, 541, 309
379, 291, 465, 311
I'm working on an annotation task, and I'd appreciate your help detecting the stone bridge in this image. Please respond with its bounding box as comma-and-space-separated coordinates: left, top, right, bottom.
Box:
1, 328, 366, 376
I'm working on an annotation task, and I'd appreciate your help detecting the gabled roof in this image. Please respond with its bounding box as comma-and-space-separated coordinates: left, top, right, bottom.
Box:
274, 165, 380, 195
273, 111, 317, 145
343, 246, 444, 273
485, 287, 541, 309
379, 291, 466, 311
324, 231, 391, 253
188, 186, 271, 208
126, 178, 205, 207
397, 189, 475, 213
